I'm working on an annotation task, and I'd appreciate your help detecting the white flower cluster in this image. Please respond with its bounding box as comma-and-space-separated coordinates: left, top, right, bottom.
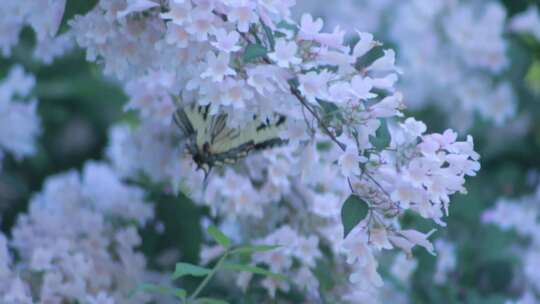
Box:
297, 0, 517, 129
0, 65, 40, 171
0, 0, 74, 63
0, 161, 155, 303
509, 5, 540, 41
390, 0, 515, 129
483, 186, 540, 304
66, 0, 483, 301
0, 0, 480, 301
293, 0, 392, 34
433, 239, 457, 285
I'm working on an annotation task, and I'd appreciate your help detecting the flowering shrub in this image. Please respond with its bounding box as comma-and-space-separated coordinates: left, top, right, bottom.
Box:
483, 185, 540, 304
1, 162, 154, 303
296, 0, 518, 129
0, 65, 40, 171
1, 0, 539, 303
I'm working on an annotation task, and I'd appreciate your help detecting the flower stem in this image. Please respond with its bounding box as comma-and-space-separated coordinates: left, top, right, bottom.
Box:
187, 251, 229, 303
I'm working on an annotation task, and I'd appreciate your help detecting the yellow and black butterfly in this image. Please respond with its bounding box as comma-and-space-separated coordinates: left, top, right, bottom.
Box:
173, 105, 287, 176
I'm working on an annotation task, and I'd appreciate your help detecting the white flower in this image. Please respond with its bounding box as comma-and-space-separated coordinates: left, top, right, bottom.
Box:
369, 92, 403, 118
0, 66, 40, 160
165, 22, 190, 48
390, 180, 421, 209
226, 1, 258, 33
117, 0, 158, 19
370, 228, 393, 251
510, 6, 540, 41
390, 253, 417, 282
185, 9, 215, 41
299, 14, 323, 40
433, 239, 456, 284
86, 292, 115, 304
349, 75, 376, 100
160, 0, 192, 25
353, 31, 376, 58
219, 79, 253, 109
3, 277, 33, 303
211, 28, 241, 53
399, 229, 437, 256
338, 146, 365, 177
349, 252, 383, 288
201, 51, 236, 82
268, 39, 301, 68
400, 117, 427, 138
298, 71, 331, 103
367, 49, 402, 73
294, 235, 321, 267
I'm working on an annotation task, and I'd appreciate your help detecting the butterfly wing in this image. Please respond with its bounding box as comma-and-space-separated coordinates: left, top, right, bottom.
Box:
208, 116, 286, 163
174, 105, 286, 168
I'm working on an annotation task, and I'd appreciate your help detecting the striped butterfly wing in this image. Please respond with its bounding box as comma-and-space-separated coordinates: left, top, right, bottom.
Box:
173, 105, 286, 169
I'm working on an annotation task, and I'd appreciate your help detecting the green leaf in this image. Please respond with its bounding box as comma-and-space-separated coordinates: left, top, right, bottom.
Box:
131, 284, 187, 299
526, 60, 540, 95
172, 262, 211, 280
341, 195, 369, 238
242, 44, 268, 63
276, 21, 299, 33
369, 119, 391, 150
221, 263, 286, 281
207, 226, 231, 248
196, 298, 230, 304
230, 244, 280, 255
261, 22, 275, 50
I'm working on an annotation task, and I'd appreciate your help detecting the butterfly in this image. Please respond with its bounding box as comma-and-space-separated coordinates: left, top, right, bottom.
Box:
173, 105, 287, 176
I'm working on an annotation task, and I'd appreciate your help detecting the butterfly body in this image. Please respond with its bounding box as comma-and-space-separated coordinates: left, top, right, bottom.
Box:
174, 105, 286, 175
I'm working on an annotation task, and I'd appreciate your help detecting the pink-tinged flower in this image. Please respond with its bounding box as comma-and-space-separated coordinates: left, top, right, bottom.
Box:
391, 253, 417, 282
401, 117, 427, 138
226, 1, 258, 32
510, 5, 540, 41
219, 79, 253, 109
315, 26, 346, 49
348, 252, 383, 287
353, 31, 376, 58
165, 22, 189, 48
342, 230, 370, 265
399, 229, 437, 255
261, 277, 290, 299
370, 228, 393, 250
268, 39, 301, 68
246, 66, 277, 95
389, 235, 415, 257
448, 135, 480, 161
185, 9, 215, 41
298, 71, 331, 104
201, 51, 236, 82
3, 277, 33, 303
369, 92, 403, 118
328, 81, 352, 104
160, 0, 192, 25
390, 180, 422, 209
211, 28, 241, 53
371, 73, 398, 91
367, 49, 402, 74
299, 14, 323, 40
349, 75, 376, 100
117, 0, 159, 19
338, 146, 366, 177
294, 235, 321, 267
